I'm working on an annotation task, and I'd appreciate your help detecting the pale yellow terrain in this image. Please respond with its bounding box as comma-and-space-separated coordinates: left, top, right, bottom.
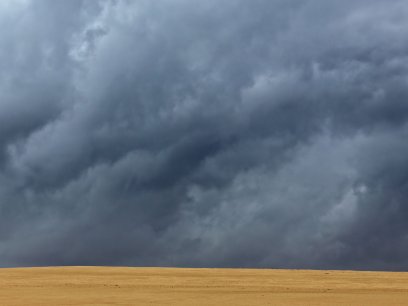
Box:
0, 267, 408, 305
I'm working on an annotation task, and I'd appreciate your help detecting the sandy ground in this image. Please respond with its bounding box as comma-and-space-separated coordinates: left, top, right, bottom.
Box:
0, 267, 408, 305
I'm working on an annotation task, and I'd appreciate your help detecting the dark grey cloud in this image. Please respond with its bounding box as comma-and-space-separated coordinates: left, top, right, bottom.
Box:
1, 0, 408, 270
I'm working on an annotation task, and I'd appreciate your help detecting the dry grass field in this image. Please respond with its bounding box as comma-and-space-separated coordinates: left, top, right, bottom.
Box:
0, 266, 408, 305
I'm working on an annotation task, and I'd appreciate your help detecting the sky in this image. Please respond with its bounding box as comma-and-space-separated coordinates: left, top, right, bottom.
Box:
1, 0, 408, 270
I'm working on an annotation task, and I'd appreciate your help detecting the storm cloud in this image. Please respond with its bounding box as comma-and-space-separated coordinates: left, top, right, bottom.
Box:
1, 0, 408, 270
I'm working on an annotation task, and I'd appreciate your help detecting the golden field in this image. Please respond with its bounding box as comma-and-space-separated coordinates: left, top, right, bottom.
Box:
0, 266, 408, 305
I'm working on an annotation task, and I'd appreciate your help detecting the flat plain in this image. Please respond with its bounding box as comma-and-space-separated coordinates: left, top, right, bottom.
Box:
0, 266, 408, 305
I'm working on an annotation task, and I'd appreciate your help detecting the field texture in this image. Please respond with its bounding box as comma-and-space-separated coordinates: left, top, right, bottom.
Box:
0, 267, 408, 305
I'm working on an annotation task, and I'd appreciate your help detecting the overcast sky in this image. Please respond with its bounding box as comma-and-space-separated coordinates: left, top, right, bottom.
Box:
1, 0, 408, 270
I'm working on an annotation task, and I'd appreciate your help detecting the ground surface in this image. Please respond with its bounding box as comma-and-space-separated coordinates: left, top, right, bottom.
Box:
0, 267, 408, 305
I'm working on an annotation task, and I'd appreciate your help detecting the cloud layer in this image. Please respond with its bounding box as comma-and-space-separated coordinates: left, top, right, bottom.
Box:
1, 0, 408, 270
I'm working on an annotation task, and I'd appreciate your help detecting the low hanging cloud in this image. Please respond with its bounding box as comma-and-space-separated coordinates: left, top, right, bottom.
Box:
1, 0, 408, 270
